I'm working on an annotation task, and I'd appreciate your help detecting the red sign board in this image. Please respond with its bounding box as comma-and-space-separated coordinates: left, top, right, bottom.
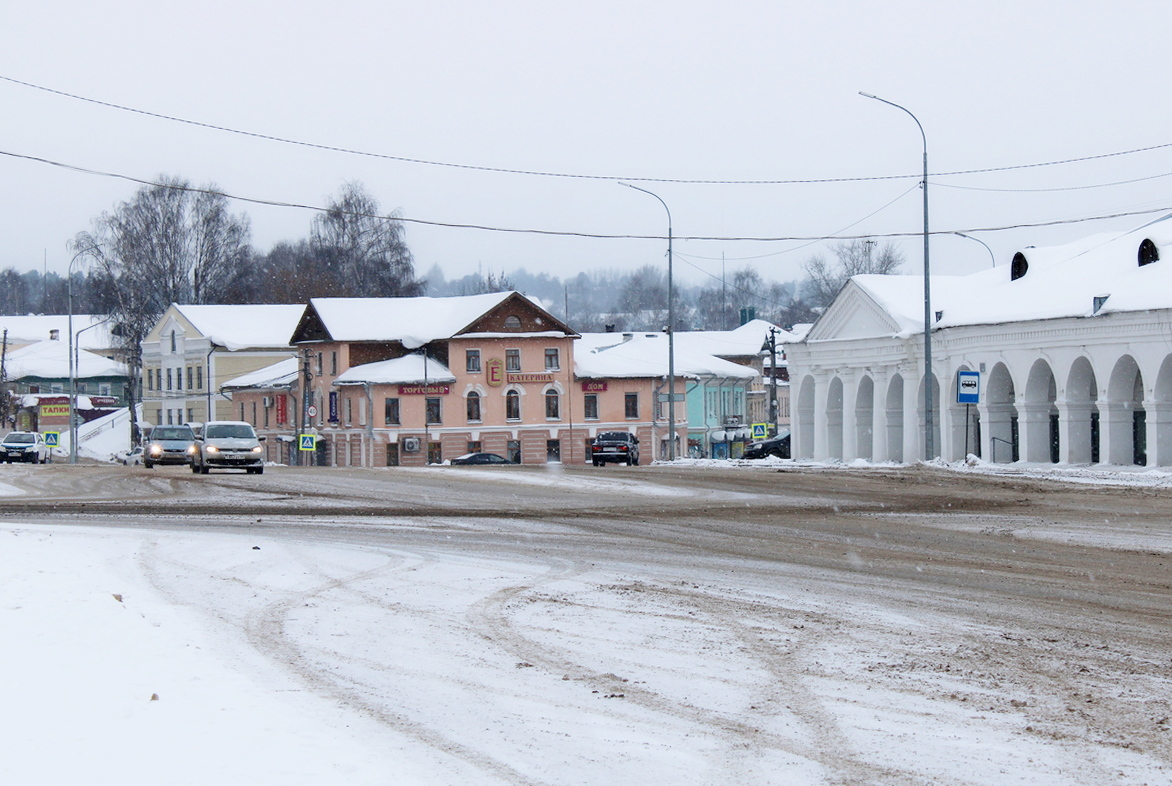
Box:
507, 373, 553, 384
399, 384, 451, 395
582, 381, 608, 392
276, 394, 288, 424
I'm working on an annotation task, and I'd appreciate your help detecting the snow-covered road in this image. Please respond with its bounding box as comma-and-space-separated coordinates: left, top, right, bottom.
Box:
2, 463, 1170, 785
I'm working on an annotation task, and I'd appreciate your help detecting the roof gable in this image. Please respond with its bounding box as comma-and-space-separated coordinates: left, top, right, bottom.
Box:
806, 280, 906, 341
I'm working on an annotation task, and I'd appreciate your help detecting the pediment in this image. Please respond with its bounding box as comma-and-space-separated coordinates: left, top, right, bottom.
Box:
806, 282, 904, 341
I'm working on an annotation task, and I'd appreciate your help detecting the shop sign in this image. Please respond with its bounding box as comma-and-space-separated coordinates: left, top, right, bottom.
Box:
507, 373, 553, 384
582, 381, 608, 392
486, 358, 505, 387
399, 384, 451, 395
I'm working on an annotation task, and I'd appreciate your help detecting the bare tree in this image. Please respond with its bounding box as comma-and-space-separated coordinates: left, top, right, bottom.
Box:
310, 182, 422, 297
803, 239, 903, 311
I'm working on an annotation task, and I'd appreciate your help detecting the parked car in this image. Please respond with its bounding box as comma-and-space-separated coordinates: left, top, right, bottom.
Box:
116, 446, 144, 466
450, 452, 513, 466
192, 421, 266, 474
742, 431, 791, 460
591, 431, 640, 466
145, 425, 198, 468
0, 431, 50, 464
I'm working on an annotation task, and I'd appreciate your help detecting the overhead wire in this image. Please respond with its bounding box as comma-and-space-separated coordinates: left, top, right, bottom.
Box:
6, 73, 1172, 186
5, 147, 1171, 244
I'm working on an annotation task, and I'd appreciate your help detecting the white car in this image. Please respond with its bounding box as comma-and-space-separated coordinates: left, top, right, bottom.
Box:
191, 421, 266, 474
0, 431, 50, 464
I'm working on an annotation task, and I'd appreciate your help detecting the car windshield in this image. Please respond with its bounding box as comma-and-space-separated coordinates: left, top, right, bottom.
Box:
152, 428, 193, 440
6, 433, 35, 444
205, 424, 255, 439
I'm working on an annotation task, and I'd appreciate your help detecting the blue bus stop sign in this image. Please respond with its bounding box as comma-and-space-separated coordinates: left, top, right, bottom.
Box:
957, 370, 980, 404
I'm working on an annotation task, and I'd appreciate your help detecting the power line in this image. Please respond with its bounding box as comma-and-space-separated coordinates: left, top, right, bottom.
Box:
3, 146, 1170, 243
6, 73, 1172, 186
934, 170, 1172, 193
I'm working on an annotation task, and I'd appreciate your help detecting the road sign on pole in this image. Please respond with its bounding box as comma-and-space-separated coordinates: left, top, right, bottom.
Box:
957, 370, 980, 404
43, 432, 60, 447
751, 423, 768, 440
299, 434, 317, 451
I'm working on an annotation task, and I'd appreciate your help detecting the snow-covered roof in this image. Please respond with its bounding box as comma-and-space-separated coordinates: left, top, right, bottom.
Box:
674, 319, 796, 358
5, 340, 125, 380
334, 354, 456, 386
575, 332, 758, 380
219, 358, 300, 391
0, 314, 114, 350
175, 304, 305, 351
307, 293, 516, 347
845, 214, 1172, 337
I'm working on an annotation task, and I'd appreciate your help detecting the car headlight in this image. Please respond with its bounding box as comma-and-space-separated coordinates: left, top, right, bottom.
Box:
149, 444, 163, 456
187, 445, 197, 454
206, 445, 219, 453
251, 446, 263, 453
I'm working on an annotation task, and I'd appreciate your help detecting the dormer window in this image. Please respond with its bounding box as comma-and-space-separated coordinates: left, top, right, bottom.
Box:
1139, 238, 1159, 267
504, 315, 522, 329
1010, 252, 1029, 281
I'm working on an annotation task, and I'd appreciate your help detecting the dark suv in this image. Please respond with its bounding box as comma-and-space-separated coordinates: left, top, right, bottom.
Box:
591, 431, 640, 466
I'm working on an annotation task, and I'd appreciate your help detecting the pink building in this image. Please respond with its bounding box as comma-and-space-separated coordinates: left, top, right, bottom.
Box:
223, 292, 685, 467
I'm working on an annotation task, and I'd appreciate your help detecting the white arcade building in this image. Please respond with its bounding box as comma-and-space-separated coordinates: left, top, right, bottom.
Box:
788, 215, 1172, 467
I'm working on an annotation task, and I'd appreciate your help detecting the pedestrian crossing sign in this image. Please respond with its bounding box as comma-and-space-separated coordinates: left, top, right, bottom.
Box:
299, 434, 317, 451
44, 432, 60, 447
751, 423, 768, 440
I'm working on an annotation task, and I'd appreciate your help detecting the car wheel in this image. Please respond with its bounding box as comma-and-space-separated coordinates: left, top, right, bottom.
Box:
190, 463, 200, 474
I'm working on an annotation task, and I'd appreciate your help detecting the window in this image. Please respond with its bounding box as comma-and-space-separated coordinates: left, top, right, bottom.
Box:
331, 351, 337, 376
426, 397, 442, 425
506, 390, 521, 420
504, 315, 522, 329
196, 366, 203, 390
544, 348, 560, 370
507, 440, 521, 463
467, 441, 482, 454
176, 367, 183, 390
186, 366, 193, 390
385, 397, 400, 425
316, 352, 323, 375
546, 439, 561, 462
78, 382, 88, 394
545, 390, 560, 419
187, 408, 194, 423
252, 401, 258, 425
346, 397, 353, 424
625, 392, 639, 419
170, 331, 176, 352
505, 349, 521, 372
466, 349, 481, 372
147, 370, 154, 391
584, 394, 599, 420
466, 391, 482, 422
166, 368, 173, 391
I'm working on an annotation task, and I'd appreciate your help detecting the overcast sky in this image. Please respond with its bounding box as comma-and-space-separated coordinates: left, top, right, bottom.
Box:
2, 1, 1168, 291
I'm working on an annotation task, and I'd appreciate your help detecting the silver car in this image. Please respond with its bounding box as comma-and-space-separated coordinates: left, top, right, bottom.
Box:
192, 421, 266, 474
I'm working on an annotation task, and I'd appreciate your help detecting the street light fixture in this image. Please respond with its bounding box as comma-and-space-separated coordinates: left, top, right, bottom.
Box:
859, 91, 935, 459
949, 231, 996, 268
619, 182, 677, 461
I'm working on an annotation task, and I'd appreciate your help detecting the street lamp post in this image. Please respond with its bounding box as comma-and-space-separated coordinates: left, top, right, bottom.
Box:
860, 92, 935, 459
66, 249, 89, 464
620, 182, 677, 461
949, 231, 996, 268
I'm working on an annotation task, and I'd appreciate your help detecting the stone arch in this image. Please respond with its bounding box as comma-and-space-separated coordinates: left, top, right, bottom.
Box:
1023, 359, 1058, 463
796, 375, 816, 459
855, 375, 875, 461
1063, 357, 1099, 464
986, 363, 1017, 463
826, 377, 844, 460
915, 372, 942, 460
1152, 355, 1172, 466
885, 374, 904, 463
1106, 355, 1145, 465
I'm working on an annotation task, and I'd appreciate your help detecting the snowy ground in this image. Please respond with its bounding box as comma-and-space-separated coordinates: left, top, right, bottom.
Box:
2, 462, 1170, 785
